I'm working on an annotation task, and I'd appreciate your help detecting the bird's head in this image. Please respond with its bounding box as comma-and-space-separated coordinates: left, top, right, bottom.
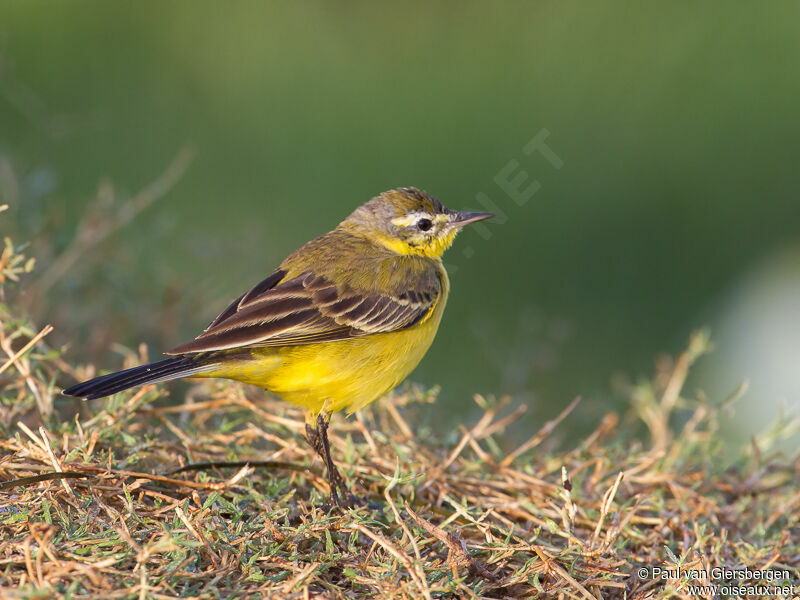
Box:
341, 187, 494, 258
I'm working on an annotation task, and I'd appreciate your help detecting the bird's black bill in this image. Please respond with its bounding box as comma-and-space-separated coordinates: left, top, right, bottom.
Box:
453, 211, 494, 226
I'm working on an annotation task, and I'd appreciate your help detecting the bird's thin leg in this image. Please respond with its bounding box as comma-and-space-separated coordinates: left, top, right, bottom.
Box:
305, 422, 322, 456
315, 414, 356, 507
305, 420, 339, 506
305, 413, 352, 507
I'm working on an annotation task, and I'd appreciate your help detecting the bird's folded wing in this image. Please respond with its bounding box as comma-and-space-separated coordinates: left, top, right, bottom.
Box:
166, 269, 439, 354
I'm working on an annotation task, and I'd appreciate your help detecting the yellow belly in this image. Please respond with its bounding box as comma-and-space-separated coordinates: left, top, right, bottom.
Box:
202, 295, 446, 417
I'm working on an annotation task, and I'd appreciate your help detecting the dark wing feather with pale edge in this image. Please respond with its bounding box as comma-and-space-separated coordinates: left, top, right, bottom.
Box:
166, 268, 440, 354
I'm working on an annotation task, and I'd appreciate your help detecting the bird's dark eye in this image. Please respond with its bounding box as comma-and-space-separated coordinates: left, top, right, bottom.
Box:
417, 218, 433, 232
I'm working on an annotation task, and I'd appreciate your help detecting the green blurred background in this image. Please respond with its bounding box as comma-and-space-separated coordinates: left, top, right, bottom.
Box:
3, 2, 800, 441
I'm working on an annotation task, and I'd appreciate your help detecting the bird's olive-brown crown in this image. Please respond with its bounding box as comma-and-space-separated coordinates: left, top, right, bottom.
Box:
340, 187, 492, 258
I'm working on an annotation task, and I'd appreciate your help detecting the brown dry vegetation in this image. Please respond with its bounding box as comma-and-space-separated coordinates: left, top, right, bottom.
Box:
0, 198, 799, 600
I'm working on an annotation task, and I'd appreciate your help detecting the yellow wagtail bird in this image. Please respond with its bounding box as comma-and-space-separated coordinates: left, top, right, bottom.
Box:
63, 187, 493, 506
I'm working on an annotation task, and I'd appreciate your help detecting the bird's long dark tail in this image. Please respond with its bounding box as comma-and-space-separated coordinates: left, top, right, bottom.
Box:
62, 355, 216, 400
